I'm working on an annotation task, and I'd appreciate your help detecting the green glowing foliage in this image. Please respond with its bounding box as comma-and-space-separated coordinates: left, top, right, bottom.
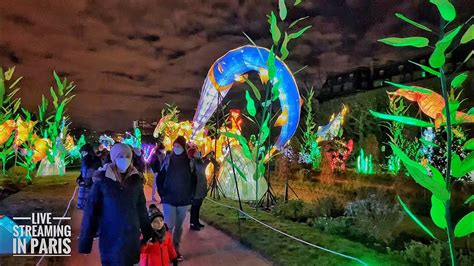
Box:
257, 161, 265, 180
0, 67, 22, 123
289, 16, 308, 29
460, 25, 474, 44
465, 195, 474, 205
259, 115, 270, 146
454, 212, 474, 238
294, 0, 302, 6
451, 72, 468, 89
280, 26, 312, 60
429, 0, 456, 22
395, 13, 432, 32
288, 25, 312, 40
430, 195, 447, 229
280, 33, 290, 60
451, 152, 474, 178
391, 143, 449, 201
267, 47, 276, 80
245, 90, 257, 117
463, 138, 474, 151
385, 81, 433, 94
369, 110, 434, 127
278, 0, 287, 20
272, 80, 280, 101
222, 132, 252, 160
356, 149, 373, 175
429, 26, 462, 68
270, 12, 281, 45
408, 60, 441, 77
398, 196, 437, 239
244, 77, 261, 101
226, 157, 248, 182
420, 138, 439, 148
378, 37, 429, 48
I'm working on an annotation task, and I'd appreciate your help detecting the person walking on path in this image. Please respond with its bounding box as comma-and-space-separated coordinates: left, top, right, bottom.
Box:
140, 204, 178, 266
76, 144, 101, 210
156, 136, 196, 261
150, 143, 166, 202
187, 146, 211, 231
79, 143, 151, 266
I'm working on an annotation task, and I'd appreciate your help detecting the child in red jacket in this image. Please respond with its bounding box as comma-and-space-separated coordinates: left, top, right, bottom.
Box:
140, 204, 178, 266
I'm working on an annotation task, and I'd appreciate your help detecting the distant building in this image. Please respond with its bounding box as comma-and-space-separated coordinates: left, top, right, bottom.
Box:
133, 119, 157, 136
318, 45, 474, 101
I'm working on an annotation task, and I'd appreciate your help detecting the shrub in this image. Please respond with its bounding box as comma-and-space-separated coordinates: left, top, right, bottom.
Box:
345, 192, 404, 245
272, 200, 308, 222
312, 216, 350, 235
389, 241, 445, 266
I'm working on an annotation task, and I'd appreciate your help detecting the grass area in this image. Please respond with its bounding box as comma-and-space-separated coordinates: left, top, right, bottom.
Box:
201, 198, 408, 266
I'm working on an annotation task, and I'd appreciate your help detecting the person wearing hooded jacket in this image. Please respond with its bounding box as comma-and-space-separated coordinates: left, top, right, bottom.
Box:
76, 144, 102, 210
140, 204, 177, 266
79, 143, 151, 266
156, 136, 196, 261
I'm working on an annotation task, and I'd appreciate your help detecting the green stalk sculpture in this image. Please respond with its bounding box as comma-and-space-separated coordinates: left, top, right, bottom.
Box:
37, 71, 75, 176
223, 0, 311, 206
0, 67, 21, 175
372, 1, 474, 264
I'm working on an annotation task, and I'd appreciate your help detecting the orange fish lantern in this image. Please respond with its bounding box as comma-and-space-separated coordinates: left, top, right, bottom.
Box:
390, 87, 474, 127
0, 120, 16, 145
14, 118, 37, 147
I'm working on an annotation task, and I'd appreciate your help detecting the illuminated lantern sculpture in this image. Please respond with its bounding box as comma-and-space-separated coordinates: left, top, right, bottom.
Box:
0, 120, 15, 145
191, 45, 301, 151
14, 118, 37, 147
229, 109, 243, 132
389, 87, 474, 127
316, 105, 348, 142
218, 146, 268, 201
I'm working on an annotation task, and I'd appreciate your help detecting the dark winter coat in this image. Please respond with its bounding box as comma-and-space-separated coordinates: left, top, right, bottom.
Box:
156, 152, 196, 206
191, 158, 210, 199
150, 151, 166, 174
79, 164, 152, 266
77, 154, 102, 209
140, 229, 177, 266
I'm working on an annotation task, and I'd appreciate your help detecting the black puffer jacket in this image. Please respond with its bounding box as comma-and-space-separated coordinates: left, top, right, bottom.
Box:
157, 152, 197, 206
79, 165, 151, 266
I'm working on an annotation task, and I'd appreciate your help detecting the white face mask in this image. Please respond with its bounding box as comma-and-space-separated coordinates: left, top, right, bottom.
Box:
173, 147, 184, 155
115, 158, 131, 173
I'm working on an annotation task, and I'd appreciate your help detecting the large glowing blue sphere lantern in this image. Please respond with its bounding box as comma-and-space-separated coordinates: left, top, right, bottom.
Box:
191, 45, 301, 151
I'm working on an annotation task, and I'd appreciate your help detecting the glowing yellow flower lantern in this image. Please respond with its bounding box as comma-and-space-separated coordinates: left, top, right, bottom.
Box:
0, 120, 16, 145
31, 136, 50, 163
64, 135, 75, 151
14, 118, 37, 147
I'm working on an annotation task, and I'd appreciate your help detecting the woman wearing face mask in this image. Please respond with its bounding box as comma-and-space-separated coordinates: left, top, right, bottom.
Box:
76, 144, 101, 210
79, 143, 152, 266
156, 136, 196, 261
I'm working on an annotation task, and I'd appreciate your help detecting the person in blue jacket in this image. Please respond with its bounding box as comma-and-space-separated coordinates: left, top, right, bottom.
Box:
156, 136, 196, 261
79, 143, 151, 266
76, 144, 101, 210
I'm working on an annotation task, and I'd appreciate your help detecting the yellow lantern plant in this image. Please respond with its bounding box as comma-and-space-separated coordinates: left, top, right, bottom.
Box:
0, 120, 16, 145
14, 117, 37, 148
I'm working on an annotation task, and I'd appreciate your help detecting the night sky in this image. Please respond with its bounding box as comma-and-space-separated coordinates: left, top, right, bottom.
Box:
0, 0, 472, 131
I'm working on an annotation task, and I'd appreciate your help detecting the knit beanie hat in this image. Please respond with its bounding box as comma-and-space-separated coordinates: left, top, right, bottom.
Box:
110, 143, 132, 162
173, 136, 187, 149
148, 204, 164, 222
